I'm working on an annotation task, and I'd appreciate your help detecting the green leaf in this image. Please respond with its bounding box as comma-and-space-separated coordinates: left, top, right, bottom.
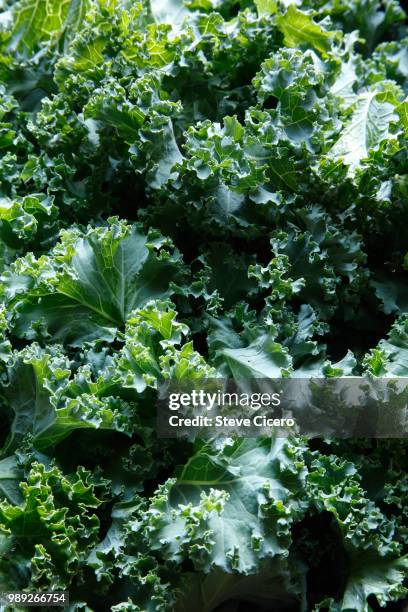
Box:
364, 315, 408, 376
0, 462, 108, 590
0, 456, 23, 505
220, 332, 292, 378
3, 345, 133, 452
397, 99, 408, 136
4, 220, 185, 346
372, 277, 408, 315
9, 0, 91, 55
328, 91, 397, 172
134, 438, 307, 573
175, 559, 304, 612
319, 554, 408, 611
115, 299, 193, 392
254, 0, 277, 16
0, 194, 57, 245
149, 0, 189, 25
275, 6, 335, 56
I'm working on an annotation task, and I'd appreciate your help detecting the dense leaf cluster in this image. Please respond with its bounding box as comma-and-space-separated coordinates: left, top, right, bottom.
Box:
0, 0, 407, 610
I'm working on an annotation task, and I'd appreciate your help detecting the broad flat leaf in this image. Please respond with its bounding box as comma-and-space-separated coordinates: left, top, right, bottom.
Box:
372, 277, 408, 315
320, 554, 408, 612
139, 438, 307, 573
57, 226, 178, 325
269, 157, 298, 191
275, 6, 334, 56
85, 97, 145, 142
175, 560, 304, 612
328, 92, 397, 171
150, 0, 189, 25
33, 396, 133, 451
330, 59, 358, 107
221, 333, 292, 378
6, 221, 185, 346
9, 0, 90, 54
0, 456, 22, 505
254, 0, 277, 16
12, 293, 119, 345
2, 347, 70, 454
3, 346, 132, 452
201, 245, 257, 309
140, 118, 183, 188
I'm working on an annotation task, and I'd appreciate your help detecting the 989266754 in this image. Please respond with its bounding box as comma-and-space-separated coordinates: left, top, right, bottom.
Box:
0, 592, 68, 607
